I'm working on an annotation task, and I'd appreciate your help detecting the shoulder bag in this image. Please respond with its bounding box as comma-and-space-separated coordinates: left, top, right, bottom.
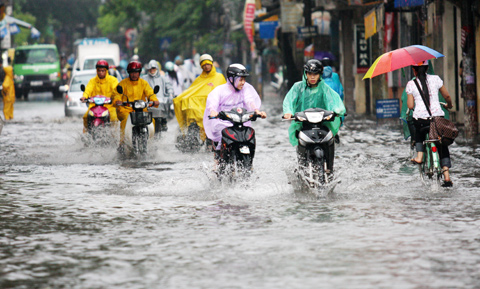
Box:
413, 79, 458, 145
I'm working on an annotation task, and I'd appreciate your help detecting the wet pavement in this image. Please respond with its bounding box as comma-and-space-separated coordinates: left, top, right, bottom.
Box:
1, 90, 480, 288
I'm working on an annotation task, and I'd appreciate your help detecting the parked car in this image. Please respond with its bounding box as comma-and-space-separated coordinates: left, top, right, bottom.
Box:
61, 70, 95, 117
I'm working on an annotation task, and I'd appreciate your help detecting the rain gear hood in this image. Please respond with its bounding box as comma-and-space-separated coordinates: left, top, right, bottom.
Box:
173, 65, 226, 140
203, 82, 261, 148
283, 74, 346, 146
141, 61, 173, 117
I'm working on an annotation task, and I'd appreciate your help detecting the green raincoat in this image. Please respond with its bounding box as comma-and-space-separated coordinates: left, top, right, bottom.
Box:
283, 76, 346, 146
400, 62, 449, 140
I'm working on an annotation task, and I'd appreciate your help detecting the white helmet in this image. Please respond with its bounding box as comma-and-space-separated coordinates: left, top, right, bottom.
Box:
199, 54, 213, 67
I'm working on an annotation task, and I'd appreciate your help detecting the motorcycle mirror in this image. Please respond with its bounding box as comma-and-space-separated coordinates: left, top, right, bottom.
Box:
153, 85, 160, 94
80, 84, 85, 92
116, 85, 123, 94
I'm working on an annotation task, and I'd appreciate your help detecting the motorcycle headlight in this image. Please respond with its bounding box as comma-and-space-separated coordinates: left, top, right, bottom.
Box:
101, 110, 109, 117
242, 114, 251, 122
14, 75, 24, 82
134, 101, 146, 109
88, 110, 95, 117
229, 114, 241, 122
305, 112, 324, 123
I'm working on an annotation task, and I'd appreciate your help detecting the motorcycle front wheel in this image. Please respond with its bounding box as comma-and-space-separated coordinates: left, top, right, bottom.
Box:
132, 128, 148, 156
305, 154, 326, 188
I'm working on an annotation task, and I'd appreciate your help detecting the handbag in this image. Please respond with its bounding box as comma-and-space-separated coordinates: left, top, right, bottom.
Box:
413, 79, 458, 145
429, 116, 458, 145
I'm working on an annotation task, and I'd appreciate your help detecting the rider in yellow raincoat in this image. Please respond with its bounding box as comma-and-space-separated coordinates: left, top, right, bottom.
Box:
2, 62, 15, 120
113, 61, 159, 144
81, 60, 119, 131
173, 54, 226, 141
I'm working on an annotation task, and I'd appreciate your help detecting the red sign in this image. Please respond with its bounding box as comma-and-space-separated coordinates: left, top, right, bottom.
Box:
244, 0, 256, 43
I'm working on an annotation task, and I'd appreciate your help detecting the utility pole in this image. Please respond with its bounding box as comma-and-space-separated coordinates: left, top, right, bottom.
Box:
303, 0, 312, 47
461, 0, 478, 138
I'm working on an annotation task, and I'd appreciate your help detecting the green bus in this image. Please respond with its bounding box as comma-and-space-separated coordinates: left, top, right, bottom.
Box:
13, 44, 62, 99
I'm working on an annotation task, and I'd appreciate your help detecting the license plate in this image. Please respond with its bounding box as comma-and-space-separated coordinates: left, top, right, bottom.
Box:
239, 146, 250, 154
31, 81, 43, 86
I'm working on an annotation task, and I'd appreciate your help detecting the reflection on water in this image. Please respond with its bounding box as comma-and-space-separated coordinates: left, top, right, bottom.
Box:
1, 99, 480, 288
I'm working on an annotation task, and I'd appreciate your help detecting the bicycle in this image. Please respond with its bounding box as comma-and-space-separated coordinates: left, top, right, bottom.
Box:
409, 103, 449, 185
419, 131, 443, 185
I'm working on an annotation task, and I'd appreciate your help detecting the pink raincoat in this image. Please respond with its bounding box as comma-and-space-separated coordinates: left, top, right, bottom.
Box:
203, 82, 261, 149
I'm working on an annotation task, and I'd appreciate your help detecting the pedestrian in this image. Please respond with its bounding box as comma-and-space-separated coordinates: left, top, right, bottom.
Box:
2, 58, 15, 121
407, 60, 454, 187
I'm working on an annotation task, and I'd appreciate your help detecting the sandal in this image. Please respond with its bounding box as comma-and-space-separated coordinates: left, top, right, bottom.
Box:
410, 159, 422, 165
441, 180, 453, 187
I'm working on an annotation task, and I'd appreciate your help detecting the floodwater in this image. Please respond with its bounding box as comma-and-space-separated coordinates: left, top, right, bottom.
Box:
1, 92, 480, 289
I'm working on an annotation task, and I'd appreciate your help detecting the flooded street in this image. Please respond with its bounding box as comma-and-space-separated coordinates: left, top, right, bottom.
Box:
1, 92, 480, 289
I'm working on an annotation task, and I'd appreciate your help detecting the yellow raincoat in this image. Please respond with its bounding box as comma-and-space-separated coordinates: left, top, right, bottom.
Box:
83, 72, 119, 129
173, 66, 226, 140
2, 66, 15, 120
113, 78, 158, 141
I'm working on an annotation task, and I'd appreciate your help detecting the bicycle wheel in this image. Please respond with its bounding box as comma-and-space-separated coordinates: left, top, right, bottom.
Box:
420, 144, 434, 182
431, 144, 443, 185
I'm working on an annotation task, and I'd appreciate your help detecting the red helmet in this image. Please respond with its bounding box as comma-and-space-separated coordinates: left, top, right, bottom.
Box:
127, 61, 142, 73
95, 60, 109, 69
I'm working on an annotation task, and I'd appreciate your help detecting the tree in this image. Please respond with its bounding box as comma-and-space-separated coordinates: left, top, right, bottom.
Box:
13, 0, 101, 53
97, 0, 241, 64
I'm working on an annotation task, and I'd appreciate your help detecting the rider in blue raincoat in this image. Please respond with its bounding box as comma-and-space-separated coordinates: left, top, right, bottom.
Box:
283, 59, 346, 171
321, 58, 344, 101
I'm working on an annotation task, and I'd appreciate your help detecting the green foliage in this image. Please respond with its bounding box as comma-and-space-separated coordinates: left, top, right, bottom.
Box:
13, 0, 101, 48
97, 0, 244, 61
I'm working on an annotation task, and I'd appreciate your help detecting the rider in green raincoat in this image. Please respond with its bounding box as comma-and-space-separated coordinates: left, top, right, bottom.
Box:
283, 59, 346, 147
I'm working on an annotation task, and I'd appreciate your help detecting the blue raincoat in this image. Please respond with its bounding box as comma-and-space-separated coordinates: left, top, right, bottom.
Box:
322, 66, 344, 101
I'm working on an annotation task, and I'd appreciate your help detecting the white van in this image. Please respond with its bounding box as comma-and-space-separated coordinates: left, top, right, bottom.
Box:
73, 43, 120, 71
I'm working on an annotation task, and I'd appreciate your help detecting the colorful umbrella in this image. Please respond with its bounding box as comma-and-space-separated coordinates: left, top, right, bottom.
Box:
363, 45, 444, 79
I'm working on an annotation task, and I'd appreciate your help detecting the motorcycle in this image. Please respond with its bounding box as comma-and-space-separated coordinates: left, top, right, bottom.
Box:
287, 108, 342, 188
209, 107, 262, 178
116, 85, 159, 157
81, 84, 112, 142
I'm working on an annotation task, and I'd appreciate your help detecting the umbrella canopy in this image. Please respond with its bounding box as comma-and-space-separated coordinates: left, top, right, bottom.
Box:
363, 45, 444, 79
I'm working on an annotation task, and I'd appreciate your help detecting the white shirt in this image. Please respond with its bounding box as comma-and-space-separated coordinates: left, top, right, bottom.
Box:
406, 74, 444, 119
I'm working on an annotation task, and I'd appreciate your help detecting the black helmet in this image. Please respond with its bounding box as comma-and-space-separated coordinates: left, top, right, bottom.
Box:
227, 63, 249, 78
226, 64, 249, 91
321, 57, 331, 67
304, 59, 323, 75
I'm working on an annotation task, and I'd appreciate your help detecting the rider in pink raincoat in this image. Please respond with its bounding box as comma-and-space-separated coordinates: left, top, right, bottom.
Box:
203, 64, 267, 150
